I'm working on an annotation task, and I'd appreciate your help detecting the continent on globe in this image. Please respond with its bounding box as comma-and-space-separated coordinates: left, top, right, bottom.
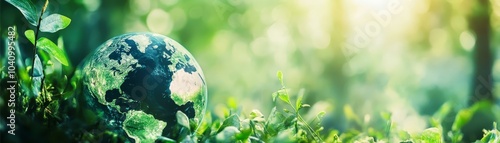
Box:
79, 33, 207, 142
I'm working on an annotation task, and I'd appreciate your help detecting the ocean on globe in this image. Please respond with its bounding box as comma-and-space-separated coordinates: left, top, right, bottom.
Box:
79, 32, 207, 142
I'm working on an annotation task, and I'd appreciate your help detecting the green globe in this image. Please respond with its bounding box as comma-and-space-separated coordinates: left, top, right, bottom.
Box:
79, 32, 207, 142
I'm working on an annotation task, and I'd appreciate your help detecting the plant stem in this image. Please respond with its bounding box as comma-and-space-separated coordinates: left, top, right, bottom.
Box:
283, 88, 324, 142
31, 0, 48, 96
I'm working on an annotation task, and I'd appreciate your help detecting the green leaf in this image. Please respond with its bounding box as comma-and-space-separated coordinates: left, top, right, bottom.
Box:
266, 107, 285, 136
277, 71, 284, 86
249, 110, 265, 123
272, 92, 278, 102
452, 109, 473, 131
189, 118, 199, 133
196, 113, 212, 136
417, 127, 442, 142
176, 111, 191, 130
40, 14, 72, 33
431, 102, 452, 127
226, 97, 237, 109
24, 30, 35, 44
275, 128, 296, 142
216, 126, 240, 142
344, 105, 362, 125
316, 111, 326, 120
156, 136, 176, 143
218, 114, 240, 133
276, 89, 290, 104
58, 36, 65, 51
380, 111, 392, 121
301, 104, 311, 108
31, 54, 43, 97
37, 37, 70, 66
237, 119, 252, 140
296, 88, 305, 111
5, 0, 38, 26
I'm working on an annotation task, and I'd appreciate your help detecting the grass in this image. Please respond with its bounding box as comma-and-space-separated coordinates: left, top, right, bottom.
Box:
175, 71, 500, 143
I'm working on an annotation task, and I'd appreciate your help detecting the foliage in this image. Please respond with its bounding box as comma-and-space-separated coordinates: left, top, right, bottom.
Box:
2, 0, 500, 143
2, 1, 75, 142
156, 71, 499, 143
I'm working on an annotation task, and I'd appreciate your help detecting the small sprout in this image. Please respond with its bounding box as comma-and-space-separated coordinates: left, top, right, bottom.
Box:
176, 111, 191, 131
277, 71, 283, 86
277, 89, 290, 104
296, 88, 305, 111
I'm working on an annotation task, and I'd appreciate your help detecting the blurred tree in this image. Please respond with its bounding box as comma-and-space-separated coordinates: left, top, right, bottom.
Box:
325, 0, 349, 132
463, 0, 497, 142
469, 0, 495, 105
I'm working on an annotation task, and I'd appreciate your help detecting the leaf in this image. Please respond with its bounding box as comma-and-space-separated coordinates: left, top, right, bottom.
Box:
301, 104, 311, 108
276, 89, 290, 104
236, 119, 252, 140
313, 111, 326, 132
380, 111, 392, 121
275, 128, 296, 142
452, 109, 473, 131
249, 110, 265, 122
37, 37, 70, 66
58, 36, 66, 52
272, 92, 278, 102
417, 127, 442, 142
156, 136, 176, 143
218, 114, 240, 133
316, 111, 326, 120
265, 107, 286, 136
176, 111, 190, 130
296, 88, 305, 111
226, 97, 237, 109
196, 113, 212, 136
40, 14, 71, 33
216, 126, 240, 142
189, 118, 199, 133
31, 54, 43, 97
5, 0, 38, 26
344, 105, 362, 125
431, 102, 452, 127
24, 30, 35, 44
277, 71, 284, 86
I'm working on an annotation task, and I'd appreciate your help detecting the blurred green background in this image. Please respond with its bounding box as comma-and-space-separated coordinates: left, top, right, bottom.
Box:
2, 0, 500, 141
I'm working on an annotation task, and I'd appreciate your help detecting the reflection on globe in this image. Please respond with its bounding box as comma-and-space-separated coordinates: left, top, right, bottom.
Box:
79, 32, 207, 142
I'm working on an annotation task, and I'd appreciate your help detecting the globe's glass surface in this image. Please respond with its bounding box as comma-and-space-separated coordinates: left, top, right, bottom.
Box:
80, 33, 207, 142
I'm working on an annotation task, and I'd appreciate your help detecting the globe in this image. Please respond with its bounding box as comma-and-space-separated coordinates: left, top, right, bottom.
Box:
79, 32, 207, 142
